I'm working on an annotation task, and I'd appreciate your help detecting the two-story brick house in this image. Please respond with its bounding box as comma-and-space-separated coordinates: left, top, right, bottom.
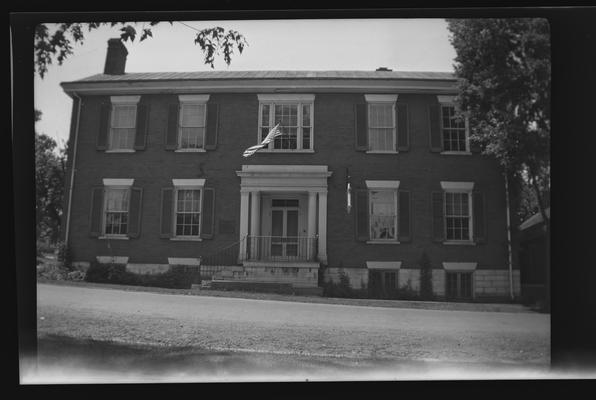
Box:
60, 39, 520, 301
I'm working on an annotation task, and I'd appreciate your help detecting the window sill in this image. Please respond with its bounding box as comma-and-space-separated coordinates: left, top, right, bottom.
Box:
440, 151, 472, 156
366, 240, 401, 245
260, 149, 315, 153
170, 237, 203, 242
175, 148, 206, 153
366, 150, 398, 154
105, 149, 135, 153
443, 240, 476, 246
98, 236, 129, 240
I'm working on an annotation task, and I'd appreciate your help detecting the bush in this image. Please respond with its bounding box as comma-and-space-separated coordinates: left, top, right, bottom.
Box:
56, 241, 73, 271
396, 280, 420, 300
418, 251, 434, 300
323, 270, 354, 298
84, 261, 193, 289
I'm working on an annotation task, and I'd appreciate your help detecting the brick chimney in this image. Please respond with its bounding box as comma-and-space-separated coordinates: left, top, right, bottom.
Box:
376, 67, 392, 72
103, 38, 128, 75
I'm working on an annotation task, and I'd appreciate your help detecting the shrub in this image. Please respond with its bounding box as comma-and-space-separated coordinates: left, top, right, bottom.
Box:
84, 261, 193, 289
323, 270, 354, 298
397, 279, 420, 300
418, 251, 434, 300
56, 241, 73, 271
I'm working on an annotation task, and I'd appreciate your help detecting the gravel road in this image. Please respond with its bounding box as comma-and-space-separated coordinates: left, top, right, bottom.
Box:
33, 283, 551, 382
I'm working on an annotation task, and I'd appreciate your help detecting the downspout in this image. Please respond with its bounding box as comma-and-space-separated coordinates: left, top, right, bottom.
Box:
64, 93, 82, 247
504, 173, 514, 301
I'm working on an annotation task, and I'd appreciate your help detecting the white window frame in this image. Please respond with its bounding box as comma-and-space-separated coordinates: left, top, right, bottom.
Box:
366, 180, 400, 244
441, 181, 474, 244
107, 96, 140, 153
171, 179, 205, 241
437, 95, 470, 155
365, 94, 398, 154
176, 95, 209, 152
100, 178, 134, 239
257, 94, 315, 153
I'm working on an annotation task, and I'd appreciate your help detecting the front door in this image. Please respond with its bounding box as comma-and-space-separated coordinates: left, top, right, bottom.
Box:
271, 199, 299, 259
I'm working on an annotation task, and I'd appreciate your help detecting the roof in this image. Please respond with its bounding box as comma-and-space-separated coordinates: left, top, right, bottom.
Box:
519, 208, 550, 231
72, 70, 457, 83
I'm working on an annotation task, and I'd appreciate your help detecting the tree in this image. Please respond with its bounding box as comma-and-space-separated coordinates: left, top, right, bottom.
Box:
447, 18, 550, 310
35, 111, 65, 244
34, 22, 248, 78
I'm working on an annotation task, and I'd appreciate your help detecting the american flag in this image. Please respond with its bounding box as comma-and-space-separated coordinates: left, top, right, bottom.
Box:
243, 123, 283, 157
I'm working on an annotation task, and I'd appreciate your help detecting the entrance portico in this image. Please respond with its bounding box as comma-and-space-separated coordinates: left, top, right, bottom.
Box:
236, 165, 332, 265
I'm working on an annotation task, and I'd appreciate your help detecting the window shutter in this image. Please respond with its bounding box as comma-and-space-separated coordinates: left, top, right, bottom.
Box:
128, 187, 143, 238
429, 104, 442, 152
134, 103, 149, 150
432, 191, 445, 242
396, 103, 410, 151
200, 187, 215, 239
355, 103, 368, 151
165, 103, 179, 150
160, 187, 174, 238
204, 103, 219, 150
89, 186, 104, 237
97, 103, 111, 150
355, 189, 369, 241
398, 190, 411, 242
473, 191, 486, 243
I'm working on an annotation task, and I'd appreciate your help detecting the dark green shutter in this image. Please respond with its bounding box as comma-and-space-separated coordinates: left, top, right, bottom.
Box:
89, 186, 104, 237
355, 189, 369, 241
429, 104, 442, 152
128, 187, 143, 238
134, 103, 149, 150
200, 187, 215, 239
432, 191, 445, 242
396, 103, 410, 151
97, 103, 111, 150
165, 103, 179, 150
160, 188, 174, 238
355, 103, 367, 151
473, 191, 486, 243
398, 190, 411, 242
204, 103, 219, 150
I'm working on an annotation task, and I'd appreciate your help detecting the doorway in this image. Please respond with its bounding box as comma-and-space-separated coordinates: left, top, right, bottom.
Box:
271, 199, 299, 258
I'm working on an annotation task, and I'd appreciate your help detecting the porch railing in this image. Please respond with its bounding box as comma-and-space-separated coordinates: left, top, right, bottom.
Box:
246, 236, 318, 262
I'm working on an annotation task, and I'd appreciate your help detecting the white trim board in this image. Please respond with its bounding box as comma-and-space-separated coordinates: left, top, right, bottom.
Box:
178, 94, 210, 103
366, 180, 400, 189
168, 258, 201, 266
440, 181, 474, 191
257, 94, 315, 102
103, 178, 134, 187
364, 94, 398, 102
172, 179, 205, 187
442, 262, 477, 271
366, 261, 402, 270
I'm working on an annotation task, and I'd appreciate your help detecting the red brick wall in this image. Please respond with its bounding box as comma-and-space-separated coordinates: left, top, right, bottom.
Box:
65, 92, 511, 271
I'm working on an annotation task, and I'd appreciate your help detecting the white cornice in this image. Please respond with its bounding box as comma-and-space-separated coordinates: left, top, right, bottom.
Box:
110, 95, 140, 104
172, 179, 205, 187
366, 180, 400, 190
437, 95, 456, 104
103, 178, 134, 187
178, 94, 210, 103
366, 261, 402, 270
364, 94, 398, 103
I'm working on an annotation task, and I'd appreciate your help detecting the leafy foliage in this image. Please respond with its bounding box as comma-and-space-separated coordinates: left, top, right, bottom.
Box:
446, 18, 550, 224
84, 262, 194, 289
35, 113, 65, 244
418, 251, 434, 300
34, 22, 248, 78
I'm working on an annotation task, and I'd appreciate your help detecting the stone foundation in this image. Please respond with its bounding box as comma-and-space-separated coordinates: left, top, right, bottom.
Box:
323, 267, 368, 290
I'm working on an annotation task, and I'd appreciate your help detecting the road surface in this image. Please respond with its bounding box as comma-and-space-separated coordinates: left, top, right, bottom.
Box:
32, 283, 551, 382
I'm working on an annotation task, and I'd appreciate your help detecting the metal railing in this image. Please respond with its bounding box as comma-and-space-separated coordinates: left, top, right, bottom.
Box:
246, 236, 318, 262
200, 237, 246, 267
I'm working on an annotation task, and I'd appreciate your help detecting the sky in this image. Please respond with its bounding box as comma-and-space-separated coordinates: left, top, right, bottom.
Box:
34, 19, 457, 147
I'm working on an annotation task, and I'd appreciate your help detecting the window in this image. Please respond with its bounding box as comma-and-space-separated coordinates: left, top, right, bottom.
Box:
258, 94, 314, 151
445, 192, 471, 241
175, 189, 201, 237
109, 97, 139, 150
178, 95, 208, 150
370, 190, 397, 240
446, 271, 473, 299
103, 187, 130, 236
439, 181, 474, 243
441, 105, 467, 152
365, 94, 397, 152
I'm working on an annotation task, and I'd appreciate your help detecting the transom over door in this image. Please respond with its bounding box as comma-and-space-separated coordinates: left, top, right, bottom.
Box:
271, 201, 299, 257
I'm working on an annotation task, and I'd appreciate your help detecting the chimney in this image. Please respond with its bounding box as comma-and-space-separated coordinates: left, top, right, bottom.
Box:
103, 38, 128, 75
376, 67, 392, 72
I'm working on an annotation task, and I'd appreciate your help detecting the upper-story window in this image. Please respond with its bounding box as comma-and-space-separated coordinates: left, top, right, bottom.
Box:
365, 95, 398, 152
437, 95, 469, 154
177, 95, 208, 151
108, 96, 140, 151
257, 94, 314, 151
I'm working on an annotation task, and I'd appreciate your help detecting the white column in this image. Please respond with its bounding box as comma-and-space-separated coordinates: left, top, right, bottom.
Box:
317, 191, 328, 264
239, 191, 250, 262
250, 191, 261, 236
307, 191, 317, 260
